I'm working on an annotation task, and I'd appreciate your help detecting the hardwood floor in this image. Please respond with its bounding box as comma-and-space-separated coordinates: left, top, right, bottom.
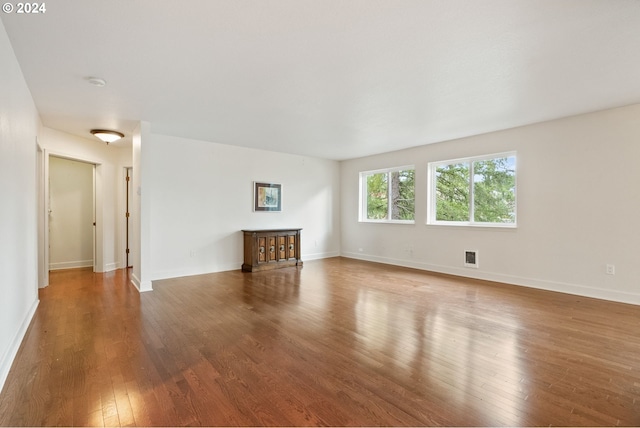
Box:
1, 257, 640, 426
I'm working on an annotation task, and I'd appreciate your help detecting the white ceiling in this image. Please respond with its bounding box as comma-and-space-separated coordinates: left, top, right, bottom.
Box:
3, 0, 640, 160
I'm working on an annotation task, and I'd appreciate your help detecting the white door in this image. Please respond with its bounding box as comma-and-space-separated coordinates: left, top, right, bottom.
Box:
48, 156, 95, 271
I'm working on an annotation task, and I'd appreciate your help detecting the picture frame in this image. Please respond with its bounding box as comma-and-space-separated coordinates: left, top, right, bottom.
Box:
253, 182, 282, 212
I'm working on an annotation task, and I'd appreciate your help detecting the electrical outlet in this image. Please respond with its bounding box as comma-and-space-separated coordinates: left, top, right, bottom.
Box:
606, 264, 615, 275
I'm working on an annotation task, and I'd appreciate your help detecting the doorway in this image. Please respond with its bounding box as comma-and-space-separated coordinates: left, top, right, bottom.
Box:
37, 142, 47, 288
125, 167, 133, 268
48, 156, 95, 272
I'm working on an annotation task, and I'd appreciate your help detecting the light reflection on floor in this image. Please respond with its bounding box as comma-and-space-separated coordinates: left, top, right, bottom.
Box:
354, 287, 526, 425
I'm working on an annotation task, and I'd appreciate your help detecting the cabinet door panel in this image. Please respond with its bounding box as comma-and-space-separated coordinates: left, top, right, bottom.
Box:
288, 235, 297, 259
268, 236, 277, 262
258, 237, 267, 263
278, 236, 286, 260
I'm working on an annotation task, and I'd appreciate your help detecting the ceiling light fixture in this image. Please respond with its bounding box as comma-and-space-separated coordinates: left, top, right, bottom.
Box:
90, 129, 124, 144
87, 76, 107, 87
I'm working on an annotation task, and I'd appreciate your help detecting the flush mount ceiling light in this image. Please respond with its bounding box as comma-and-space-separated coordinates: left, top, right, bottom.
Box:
86, 76, 107, 87
90, 129, 124, 144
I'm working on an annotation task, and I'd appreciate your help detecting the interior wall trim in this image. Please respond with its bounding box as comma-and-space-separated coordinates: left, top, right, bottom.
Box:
49, 260, 93, 271
341, 252, 640, 306
0, 299, 38, 393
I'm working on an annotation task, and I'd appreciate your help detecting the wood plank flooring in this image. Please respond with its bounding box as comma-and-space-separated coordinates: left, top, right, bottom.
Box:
1, 257, 640, 426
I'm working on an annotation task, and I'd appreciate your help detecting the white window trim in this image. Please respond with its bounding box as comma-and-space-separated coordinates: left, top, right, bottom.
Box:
359, 165, 415, 224
427, 152, 517, 228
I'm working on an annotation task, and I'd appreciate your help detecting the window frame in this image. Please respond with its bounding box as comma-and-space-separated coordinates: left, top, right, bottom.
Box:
427, 152, 517, 228
359, 165, 416, 224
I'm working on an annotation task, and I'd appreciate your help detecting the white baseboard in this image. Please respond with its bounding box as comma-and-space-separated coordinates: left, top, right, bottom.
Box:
150, 253, 339, 282
150, 261, 241, 281
0, 298, 39, 393
130, 272, 152, 293
49, 260, 93, 270
303, 251, 341, 261
341, 252, 640, 305
104, 262, 118, 272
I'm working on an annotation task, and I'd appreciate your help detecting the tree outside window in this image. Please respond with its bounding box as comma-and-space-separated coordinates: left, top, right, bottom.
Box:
361, 167, 415, 222
431, 153, 516, 226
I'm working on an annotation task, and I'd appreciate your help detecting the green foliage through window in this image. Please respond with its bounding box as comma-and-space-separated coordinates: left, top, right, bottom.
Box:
362, 168, 415, 222
390, 170, 415, 220
473, 157, 516, 223
366, 173, 388, 219
431, 154, 516, 225
435, 163, 469, 221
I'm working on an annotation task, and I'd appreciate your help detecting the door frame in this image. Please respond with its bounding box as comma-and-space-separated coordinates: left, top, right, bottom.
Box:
36, 141, 47, 288
125, 167, 133, 268
44, 150, 103, 273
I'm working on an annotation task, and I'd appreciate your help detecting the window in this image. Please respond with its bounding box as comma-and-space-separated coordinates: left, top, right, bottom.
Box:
360, 166, 415, 222
428, 152, 516, 227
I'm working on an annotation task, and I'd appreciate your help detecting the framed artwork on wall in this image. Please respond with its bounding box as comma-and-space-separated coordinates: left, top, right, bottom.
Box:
254, 182, 282, 212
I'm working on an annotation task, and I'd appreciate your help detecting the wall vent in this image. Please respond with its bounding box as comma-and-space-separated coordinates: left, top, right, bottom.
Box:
464, 250, 479, 268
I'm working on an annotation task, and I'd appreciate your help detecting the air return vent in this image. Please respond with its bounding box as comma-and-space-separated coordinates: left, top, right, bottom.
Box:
464, 250, 479, 268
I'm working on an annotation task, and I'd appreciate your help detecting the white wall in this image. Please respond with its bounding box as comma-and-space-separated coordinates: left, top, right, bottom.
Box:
341, 104, 640, 304
144, 132, 341, 281
130, 122, 152, 292
49, 156, 94, 270
40, 127, 133, 272
0, 18, 40, 391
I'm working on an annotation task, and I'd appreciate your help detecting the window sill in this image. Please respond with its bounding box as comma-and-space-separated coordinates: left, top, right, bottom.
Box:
426, 222, 517, 230
359, 220, 416, 225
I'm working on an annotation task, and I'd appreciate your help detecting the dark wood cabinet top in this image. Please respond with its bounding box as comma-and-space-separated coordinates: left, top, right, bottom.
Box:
242, 228, 302, 233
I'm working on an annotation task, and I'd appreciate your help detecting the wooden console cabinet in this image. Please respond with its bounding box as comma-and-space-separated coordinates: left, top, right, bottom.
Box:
241, 228, 303, 272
